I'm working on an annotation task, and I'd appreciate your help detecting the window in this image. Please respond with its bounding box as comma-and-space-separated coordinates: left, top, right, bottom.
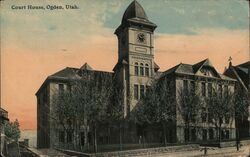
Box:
67, 131, 72, 143
80, 132, 85, 146
202, 129, 207, 141
224, 85, 228, 97
202, 82, 206, 96
225, 116, 230, 124
184, 128, 189, 142
140, 85, 145, 99
190, 81, 195, 94
201, 107, 207, 123
146, 85, 150, 92
134, 85, 139, 100
59, 84, 64, 95
208, 83, 212, 97
208, 113, 213, 123
135, 63, 139, 75
183, 80, 188, 93
59, 131, 65, 143
218, 84, 222, 98
225, 130, 230, 139
140, 63, 144, 76
209, 129, 214, 140
191, 129, 196, 141
145, 64, 149, 76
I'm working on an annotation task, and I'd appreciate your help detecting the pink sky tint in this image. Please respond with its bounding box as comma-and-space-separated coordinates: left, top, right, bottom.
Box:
1, 29, 249, 130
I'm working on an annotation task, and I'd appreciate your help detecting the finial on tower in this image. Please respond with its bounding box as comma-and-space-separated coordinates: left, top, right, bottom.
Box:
228, 56, 232, 67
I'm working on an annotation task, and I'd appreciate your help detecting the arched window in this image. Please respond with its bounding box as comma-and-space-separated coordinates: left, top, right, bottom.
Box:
135, 62, 139, 75
145, 64, 149, 76
140, 63, 144, 76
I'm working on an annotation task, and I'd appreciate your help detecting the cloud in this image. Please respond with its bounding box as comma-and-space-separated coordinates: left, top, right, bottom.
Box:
1, 0, 124, 54
154, 28, 249, 72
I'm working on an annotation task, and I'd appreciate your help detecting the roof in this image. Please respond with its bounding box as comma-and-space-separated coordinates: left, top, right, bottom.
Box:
36, 65, 113, 96
224, 61, 249, 91
122, 0, 148, 24
162, 59, 235, 81
115, 0, 157, 34
80, 63, 93, 70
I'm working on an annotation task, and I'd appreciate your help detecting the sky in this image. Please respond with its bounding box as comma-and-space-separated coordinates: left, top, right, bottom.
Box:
0, 0, 249, 130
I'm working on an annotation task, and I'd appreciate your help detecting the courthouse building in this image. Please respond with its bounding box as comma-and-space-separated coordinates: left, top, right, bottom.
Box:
37, 1, 239, 148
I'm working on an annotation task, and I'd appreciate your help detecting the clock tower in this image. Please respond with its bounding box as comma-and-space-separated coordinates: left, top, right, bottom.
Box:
113, 0, 158, 117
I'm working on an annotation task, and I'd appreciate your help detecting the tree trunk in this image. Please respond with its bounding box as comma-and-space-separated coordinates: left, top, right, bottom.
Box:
236, 122, 240, 151
119, 123, 123, 151
94, 123, 98, 153
162, 122, 167, 146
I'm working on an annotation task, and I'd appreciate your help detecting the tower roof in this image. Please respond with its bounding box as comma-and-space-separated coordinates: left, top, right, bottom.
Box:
80, 63, 93, 70
122, 0, 148, 23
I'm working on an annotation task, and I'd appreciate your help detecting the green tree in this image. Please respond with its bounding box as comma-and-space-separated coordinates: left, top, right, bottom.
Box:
4, 119, 21, 141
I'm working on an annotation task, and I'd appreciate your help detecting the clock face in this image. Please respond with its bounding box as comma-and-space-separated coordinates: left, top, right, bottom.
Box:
137, 33, 146, 43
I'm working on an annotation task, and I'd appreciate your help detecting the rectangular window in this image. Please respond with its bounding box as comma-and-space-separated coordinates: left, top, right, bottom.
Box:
145, 67, 149, 76
202, 82, 206, 96
201, 107, 207, 123
208, 114, 213, 123
67, 131, 72, 143
59, 131, 65, 143
209, 129, 214, 140
225, 130, 230, 139
140, 85, 145, 99
80, 132, 85, 146
218, 84, 222, 98
183, 80, 188, 93
140, 67, 144, 76
191, 129, 196, 141
208, 83, 212, 97
134, 85, 139, 100
59, 84, 64, 95
202, 129, 207, 141
184, 128, 189, 142
225, 116, 230, 124
190, 81, 195, 94
135, 66, 139, 76
224, 85, 228, 97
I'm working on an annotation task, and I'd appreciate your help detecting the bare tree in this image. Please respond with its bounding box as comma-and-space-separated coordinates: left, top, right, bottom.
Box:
234, 86, 249, 150
51, 71, 113, 153
134, 79, 176, 146
178, 85, 203, 142
106, 82, 125, 150
206, 88, 234, 142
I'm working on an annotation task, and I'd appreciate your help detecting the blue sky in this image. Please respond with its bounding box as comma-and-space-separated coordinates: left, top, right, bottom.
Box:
105, 0, 249, 35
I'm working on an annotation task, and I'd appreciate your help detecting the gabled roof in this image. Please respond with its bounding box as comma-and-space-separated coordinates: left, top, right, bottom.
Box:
192, 58, 213, 74
162, 59, 233, 81
80, 63, 93, 70
50, 67, 78, 79
224, 61, 249, 91
36, 64, 113, 96
237, 61, 250, 69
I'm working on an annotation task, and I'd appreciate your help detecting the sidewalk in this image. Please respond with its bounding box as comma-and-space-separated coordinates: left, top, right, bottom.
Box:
138, 146, 250, 157
28, 148, 71, 157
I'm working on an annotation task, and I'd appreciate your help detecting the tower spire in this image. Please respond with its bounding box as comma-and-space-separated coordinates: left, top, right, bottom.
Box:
228, 56, 232, 67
